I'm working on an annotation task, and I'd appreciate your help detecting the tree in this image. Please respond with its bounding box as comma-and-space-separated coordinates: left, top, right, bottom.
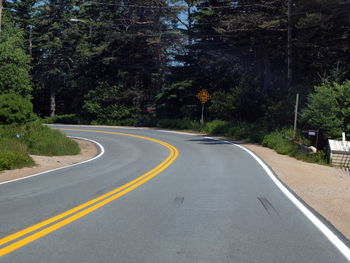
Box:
294, 0, 350, 87
0, 12, 31, 98
31, 0, 79, 116
301, 81, 350, 138
82, 82, 140, 124
4, 0, 38, 55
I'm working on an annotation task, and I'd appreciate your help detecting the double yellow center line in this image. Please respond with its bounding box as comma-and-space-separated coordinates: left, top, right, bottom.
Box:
0, 129, 179, 257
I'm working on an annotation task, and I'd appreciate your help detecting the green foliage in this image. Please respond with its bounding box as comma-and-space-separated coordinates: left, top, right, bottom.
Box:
262, 132, 297, 155
301, 80, 350, 138
0, 150, 34, 171
3, 0, 350, 136
156, 119, 201, 130
261, 130, 327, 164
0, 122, 80, 158
203, 120, 230, 135
0, 121, 80, 171
0, 13, 32, 98
0, 137, 34, 171
0, 94, 37, 125
82, 82, 141, 124
154, 117, 327, 164
156, 81, 193, 119
20, 122, 80, 156
43, 114, 80, 124
209, 78, 265, 122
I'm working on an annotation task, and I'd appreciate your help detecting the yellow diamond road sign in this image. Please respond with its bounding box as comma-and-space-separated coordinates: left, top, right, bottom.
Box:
197, 89, 211, 104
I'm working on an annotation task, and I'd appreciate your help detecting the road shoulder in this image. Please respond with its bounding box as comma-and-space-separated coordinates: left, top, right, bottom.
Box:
0, 139, 98, 183
242, 142, 350, 241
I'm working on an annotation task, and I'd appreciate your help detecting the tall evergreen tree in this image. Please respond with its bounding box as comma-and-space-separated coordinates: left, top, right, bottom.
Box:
0, 11, 31, 98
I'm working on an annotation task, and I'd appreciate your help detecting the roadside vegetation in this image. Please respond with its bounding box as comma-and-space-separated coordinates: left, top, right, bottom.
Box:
154, 119, 328, 165
2, 1, 350, 169
0, 94, 79, 172
0, 121, 80, 171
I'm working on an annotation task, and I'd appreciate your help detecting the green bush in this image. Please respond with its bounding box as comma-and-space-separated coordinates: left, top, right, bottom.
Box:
262, 132, 296, 155
43, 114, 79, 124
0, 94, 37, 125
0, 150, 34, 171
0, 137, 34, 171
202, 121, 267, 143
223, 123, 250, 140
203, 120, 230, 135
156, 119, 200, 130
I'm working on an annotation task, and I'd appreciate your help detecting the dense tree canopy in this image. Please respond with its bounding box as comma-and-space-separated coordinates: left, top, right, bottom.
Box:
1, 0, 350, 138
0, 12, 31, 98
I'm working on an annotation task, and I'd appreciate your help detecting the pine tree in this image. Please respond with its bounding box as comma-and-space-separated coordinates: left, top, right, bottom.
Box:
0, 11, 32, 98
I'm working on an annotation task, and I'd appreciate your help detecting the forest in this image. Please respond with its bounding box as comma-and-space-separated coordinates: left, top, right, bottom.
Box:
1, 0, 350, 146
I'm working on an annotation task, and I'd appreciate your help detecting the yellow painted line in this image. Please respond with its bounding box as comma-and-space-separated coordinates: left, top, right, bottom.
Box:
0, 129, 179, 257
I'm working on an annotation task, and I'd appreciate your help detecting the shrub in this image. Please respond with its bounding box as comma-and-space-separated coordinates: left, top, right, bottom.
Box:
0, 150, 34, 171
204, 121, 267, 143
156, 119, 200, 130
43, 114, 79, 124
203, 120, 230, 135
0, 137, 34, 171
0, 94, 37, 125
262, 132, 295, 154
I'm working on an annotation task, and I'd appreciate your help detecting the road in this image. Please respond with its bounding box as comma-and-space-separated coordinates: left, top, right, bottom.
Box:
0, 125, 349, 262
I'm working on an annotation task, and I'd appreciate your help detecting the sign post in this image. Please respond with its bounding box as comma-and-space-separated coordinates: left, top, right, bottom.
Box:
197, 89, 211, 125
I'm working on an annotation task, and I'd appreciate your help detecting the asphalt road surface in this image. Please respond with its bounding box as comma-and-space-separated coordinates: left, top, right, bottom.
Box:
0, 125, 349, 262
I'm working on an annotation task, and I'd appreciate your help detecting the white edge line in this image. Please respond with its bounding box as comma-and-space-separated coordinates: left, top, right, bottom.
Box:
155, 131, 350, 261
233, 143, 350, 261
41, 125, 350, 260
0, 136, 105, 186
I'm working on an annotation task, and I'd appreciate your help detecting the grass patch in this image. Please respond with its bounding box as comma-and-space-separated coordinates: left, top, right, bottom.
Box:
0, 138, 34, 171
262, 130, 327, 165
20, 122, 80, 156
0, 121, 80, 171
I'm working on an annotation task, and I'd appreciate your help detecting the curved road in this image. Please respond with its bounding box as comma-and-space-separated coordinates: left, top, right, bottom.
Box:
0, 125, 349, 262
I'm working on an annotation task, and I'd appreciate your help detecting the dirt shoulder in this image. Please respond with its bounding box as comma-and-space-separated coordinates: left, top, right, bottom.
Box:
242, 142, 350, 241
0, 139, 98, 183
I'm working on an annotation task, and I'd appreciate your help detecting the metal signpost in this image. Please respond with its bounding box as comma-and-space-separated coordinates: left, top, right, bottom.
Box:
197, 89, 211, 124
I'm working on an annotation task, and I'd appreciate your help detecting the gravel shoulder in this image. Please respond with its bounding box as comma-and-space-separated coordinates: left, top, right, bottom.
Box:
243, 142, 350, 241
0, 139, 98, 183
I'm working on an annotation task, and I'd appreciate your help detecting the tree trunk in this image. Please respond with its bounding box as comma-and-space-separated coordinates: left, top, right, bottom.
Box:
50, 86, 56, 117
